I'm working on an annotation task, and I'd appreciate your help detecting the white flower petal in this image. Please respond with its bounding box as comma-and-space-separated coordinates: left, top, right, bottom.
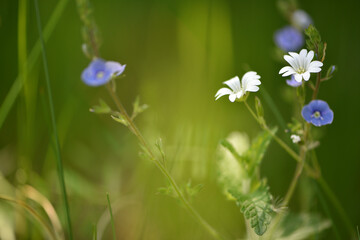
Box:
288, 52, 299, 58
294, 73, 302, 82
299, 49, 308, 58
282, 70, 296, 77
229, 94, 237, 102
215, 87, 232, 100
303, 71, 310, 81
279, 66, 294, 75
242, 71, 261, 93
308, 67, 322, 73
246, 86, 259, 92
306, 50, 314, 63
236, 90, 244, 98
223, 76, 241, 92
284, 55, 298, 69
309, 60, 323, 68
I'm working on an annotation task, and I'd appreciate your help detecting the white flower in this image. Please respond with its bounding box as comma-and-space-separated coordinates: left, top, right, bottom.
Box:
215, 71, 261, 102
290, 134, 301, 144
279, 49, 323, 82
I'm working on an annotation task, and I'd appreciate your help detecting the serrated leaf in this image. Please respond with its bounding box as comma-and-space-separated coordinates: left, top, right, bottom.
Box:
229, 185, 274, 236
90, 99, 111, 114
305, 25, 324, 57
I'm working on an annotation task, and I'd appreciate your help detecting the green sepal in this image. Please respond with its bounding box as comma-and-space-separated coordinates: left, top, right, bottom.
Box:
90, 99, 112, 114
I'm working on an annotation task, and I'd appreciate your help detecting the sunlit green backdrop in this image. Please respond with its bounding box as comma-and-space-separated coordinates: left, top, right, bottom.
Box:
0, 0, 359, 239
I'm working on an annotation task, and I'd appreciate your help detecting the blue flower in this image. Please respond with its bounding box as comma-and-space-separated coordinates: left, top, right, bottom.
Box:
286, 75, 302, 87
274, 26, 304, 52
291, 10, 313, 30
81, 58, 126, 86
301, 100, 334, 127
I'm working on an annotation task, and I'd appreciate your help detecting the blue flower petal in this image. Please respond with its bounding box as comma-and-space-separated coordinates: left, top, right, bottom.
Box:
301, 104, 313, 122
321, 109, 334, 125
81, 58, 126, 87
301, 100, 334, 127
274, 26, 304, 52
286, 75, 302, 87
105, 61, 126, 77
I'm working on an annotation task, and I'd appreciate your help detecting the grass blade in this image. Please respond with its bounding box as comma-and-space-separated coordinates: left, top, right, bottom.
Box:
0, 0, 70, 130
106, 193, 117, 240
34, 0, 73, 239
0, 195, 57, 240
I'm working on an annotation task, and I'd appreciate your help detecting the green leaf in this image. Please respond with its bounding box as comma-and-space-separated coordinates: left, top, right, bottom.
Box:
246, 128, 277, 171
90, 99, 111, 114
185, 180, 203, 198
111, 113, 128, 126
272, 213, 331, 240
305, 25, 324, 57
230, 185, 274, 236
132, 96, 148, 119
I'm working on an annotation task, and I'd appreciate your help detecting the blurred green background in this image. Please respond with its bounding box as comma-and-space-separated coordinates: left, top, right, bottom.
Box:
0, 0, 359, 239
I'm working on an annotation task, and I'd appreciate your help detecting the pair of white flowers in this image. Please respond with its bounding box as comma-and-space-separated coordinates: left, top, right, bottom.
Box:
215, 49, 323, 102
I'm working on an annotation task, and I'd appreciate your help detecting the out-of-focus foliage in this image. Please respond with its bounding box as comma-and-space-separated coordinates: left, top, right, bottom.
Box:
0, 0, 360, 239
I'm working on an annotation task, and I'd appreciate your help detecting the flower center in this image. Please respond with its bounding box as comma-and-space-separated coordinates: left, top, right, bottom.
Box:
312, 111, 321, 119
96, 71, 105, 79
297, 67, 306, 74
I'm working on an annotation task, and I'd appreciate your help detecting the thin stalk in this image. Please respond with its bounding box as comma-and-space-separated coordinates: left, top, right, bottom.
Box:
312, 71, 321, 100
282, 146, 306, 205
106, 193, 117, 240
106, 85, 225, 240
244, 101, 301, 163
0, 0, 70, 130
34, 1, 73, 239
0, 195, 58, 240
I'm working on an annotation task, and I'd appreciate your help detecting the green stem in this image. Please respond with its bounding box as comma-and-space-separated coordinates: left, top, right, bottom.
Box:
34, 1, 73, 239
312, 71, 322, 100
244, 101, 301, 163
106, 193, 117, 240
106, 85, 225, 240
283, 146, 306, 205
